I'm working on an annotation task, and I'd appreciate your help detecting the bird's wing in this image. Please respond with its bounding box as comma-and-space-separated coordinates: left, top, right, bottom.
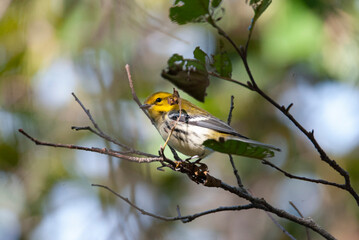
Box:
168, 110, 280, 152
168, 110, 247, 138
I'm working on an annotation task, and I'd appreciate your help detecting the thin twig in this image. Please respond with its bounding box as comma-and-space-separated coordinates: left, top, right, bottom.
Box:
261, 159, 346, 189
125, 64, 152, 122
227, 95, 235, 125
18, 129, 162, 163
162, 95, 182, 151
228, 154, 244, 188
208, 71, 252, 90
226, 95, 244, 188
71, 92, 104, 135
265, 212, 297, 240
290, 201, 311, 240
244, 19, 255, 54
71, 93, 134, 151
71, 126, 157, 158
125, 64, 183, 167
169, 146, 182, 161
92, 183, 255, 223
223, 95, 297, 238
95, 178, 335, 238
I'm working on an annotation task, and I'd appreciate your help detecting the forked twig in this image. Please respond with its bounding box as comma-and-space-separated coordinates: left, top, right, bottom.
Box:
18, 129, 162, 163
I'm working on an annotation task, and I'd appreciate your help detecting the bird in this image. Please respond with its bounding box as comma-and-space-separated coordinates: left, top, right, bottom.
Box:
141, 91, 280, 160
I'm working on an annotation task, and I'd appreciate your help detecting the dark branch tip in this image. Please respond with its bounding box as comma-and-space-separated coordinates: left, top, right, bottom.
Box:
287, 103, 293, 110
309, 129, 315, 137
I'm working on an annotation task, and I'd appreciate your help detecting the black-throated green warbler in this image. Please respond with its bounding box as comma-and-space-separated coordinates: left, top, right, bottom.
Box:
141, 91, 280, 159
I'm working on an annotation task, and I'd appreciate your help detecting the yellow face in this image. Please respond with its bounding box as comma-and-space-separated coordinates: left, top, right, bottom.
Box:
143, 92, 178, 120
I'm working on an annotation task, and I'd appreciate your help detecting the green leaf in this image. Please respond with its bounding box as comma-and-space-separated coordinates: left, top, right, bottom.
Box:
211, 51, 232, 78
186, 59, 206, 72
170, 0, 210, 25
251, 0, 272, 22
203, 139, 279, 159
168, 54, 185, 68
211, 0, 222, 8
193, 46, 207, 65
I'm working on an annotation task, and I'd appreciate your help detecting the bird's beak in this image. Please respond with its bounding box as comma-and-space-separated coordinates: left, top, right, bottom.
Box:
140, 104, 152, 110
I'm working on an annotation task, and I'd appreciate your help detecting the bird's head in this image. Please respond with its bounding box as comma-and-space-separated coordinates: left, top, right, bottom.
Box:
141, 91, 180, 120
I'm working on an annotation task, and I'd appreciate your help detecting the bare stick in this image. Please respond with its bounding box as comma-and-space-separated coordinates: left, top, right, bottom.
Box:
227, 95, 235, 125
72, 92, 103, 134
228, 154, 244, 188
290, 201, 311, 240
169, 146, 182, 161
92, 183, 255, 223
226, 95, 244, 188
208, 71, 252, 90
71, 125, 132, 151
162, 92, 182, 151
261, 159, 346, 189
265, 212, 297, 240
71, 92, 158, 157
18, 129, 162, 163
71, 93, 133, 151
225, 96, 294, 238
71, 125, 156, 158
125, 64, 152, 122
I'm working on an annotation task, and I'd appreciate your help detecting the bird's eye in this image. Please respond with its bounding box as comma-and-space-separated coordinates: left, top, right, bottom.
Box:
155, 98, 162, 103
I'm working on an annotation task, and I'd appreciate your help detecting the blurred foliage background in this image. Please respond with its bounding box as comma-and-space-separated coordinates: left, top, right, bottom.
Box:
1, 0, 359, 239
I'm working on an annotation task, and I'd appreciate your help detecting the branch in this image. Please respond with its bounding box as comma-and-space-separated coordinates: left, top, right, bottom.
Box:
208, 71, 252, 90
18, 129, 162, 163
244, 19, 255, 55
265, 212, 296, 240
290, 201, 311, 240
71, 92, 104, 135
125, 64, 152, 122
261, 159, 347, 189
71, 93, 157, 158
217, 181, 335, 240
226, 95, 245, 189
93, 172, 335, 239
92, 184, 255, 223
208, 16, 359, 206
227, 95, 235, 125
